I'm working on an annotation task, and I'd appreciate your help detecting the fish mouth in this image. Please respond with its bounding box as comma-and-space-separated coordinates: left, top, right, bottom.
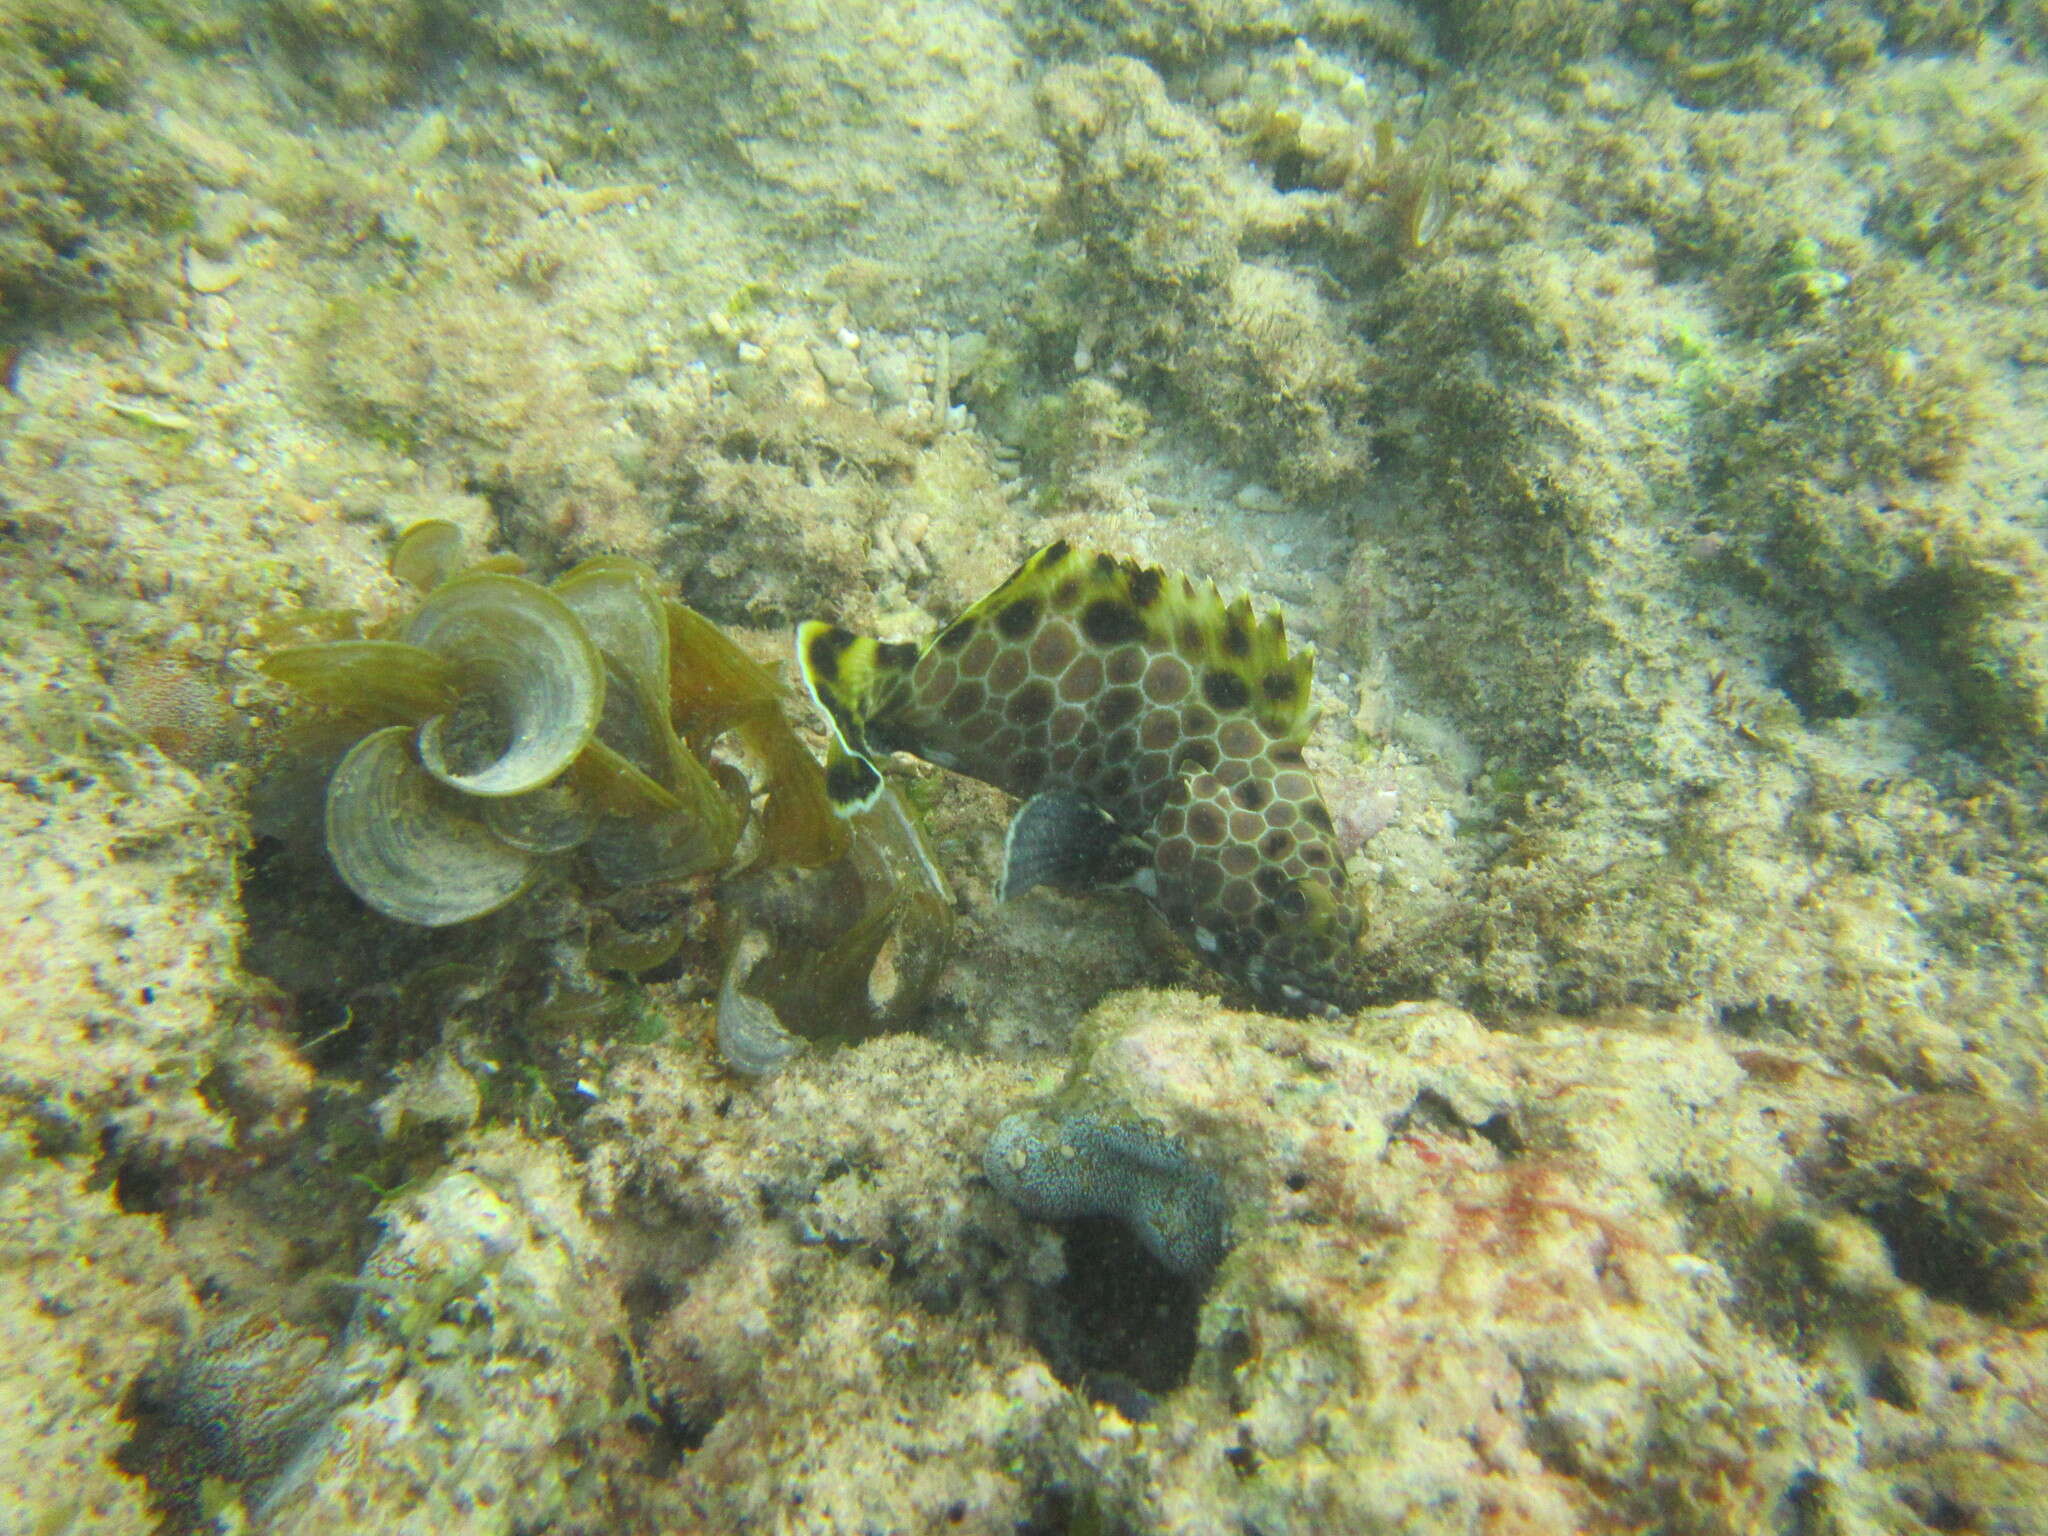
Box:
1252, 963, 1354, 1020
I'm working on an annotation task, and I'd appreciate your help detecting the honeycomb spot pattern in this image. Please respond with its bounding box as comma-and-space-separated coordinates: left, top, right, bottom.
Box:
1145, 759, 1354, 1002
835, 542, 1362, 1011
1059, 653, 1104, 703
958, 632, 998, 679
1031, 622, 1079, 673
1144, 655, 1192, 704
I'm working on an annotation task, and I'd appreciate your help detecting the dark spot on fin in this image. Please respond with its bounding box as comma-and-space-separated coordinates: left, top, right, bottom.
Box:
998, 791, 1148, 903
823, 743, 885, 814
996, 595, 1041, 639
804, 623, 857, 679
796, 619, 892, 817
1082, 599, 1147, 646
1203, 670, 1251, 711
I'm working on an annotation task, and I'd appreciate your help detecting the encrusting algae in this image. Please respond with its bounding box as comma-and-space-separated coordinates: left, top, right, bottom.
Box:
799, 541, 1366, 1016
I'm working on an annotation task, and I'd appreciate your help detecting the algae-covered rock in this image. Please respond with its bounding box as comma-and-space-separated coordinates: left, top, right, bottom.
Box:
1179, 259, 1372, 496
714, 0, 1046, 300
1037, 58, 1244, 305
1810, 1092, 2048, 1325
0, 1123, 194, 1534
250, 1130, 624, 1532
0, 623, 287, 1160
5, 0, 2048, 1528
123, 1311, 341, 1527
968, 990, 2042, 1534
263, 0, 457, 117
589, 1033, 1066, 1530
1019, 0, 1298, 68
1431, 0, 1623, 68
0, 0, 194, 330
1034, 56, 1374, 495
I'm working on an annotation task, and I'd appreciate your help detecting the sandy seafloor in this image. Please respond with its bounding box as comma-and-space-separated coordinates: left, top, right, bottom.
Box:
5, 0, 2048, 1531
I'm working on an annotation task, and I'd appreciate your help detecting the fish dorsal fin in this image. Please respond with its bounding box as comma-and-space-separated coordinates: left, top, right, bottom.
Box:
998, 790, 1150, 902
971, 543, 1317, 747
1176, 585, 1317, 747
794, 620, 918, 815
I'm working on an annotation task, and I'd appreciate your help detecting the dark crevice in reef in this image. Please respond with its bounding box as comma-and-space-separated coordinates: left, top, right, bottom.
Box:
615, 1268, 722, 1473
1023, 1215, 1204, 1413
1017, 1482, 1135, 1536
637, 1389, 720, 1474
1858, 1193, 2019, 1316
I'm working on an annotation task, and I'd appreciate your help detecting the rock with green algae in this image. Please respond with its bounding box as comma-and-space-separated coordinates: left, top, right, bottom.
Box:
711, 0, 1047, 301
262, 0, 452, 118
0, 1120, 196, 1535
1017, 0, 1298, 69
0, 0, 195, 329
1033, 56, 1371, 497
0, 620, 309, 1162
1808, 1092, 2048, 1325
240, 1129, 626, 1534
584, 1033, 1075, 1532
1304, 57, 2048, 1096
123, 1311, 343, 1530
555, 980, 2044, 1534
975, 989, 2048, 1535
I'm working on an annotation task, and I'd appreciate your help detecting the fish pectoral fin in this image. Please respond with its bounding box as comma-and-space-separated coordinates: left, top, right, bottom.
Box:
998, 790, 1149, 903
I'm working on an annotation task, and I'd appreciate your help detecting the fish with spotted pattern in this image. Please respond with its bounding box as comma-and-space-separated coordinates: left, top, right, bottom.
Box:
797, 542, 1366, 1015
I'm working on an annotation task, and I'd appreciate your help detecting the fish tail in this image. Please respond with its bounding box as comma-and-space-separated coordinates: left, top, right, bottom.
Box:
794, 620, 918, 814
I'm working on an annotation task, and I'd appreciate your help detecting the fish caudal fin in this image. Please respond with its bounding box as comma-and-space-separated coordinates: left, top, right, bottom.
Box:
998, 790, 1150, 903
795, 620, 916, 815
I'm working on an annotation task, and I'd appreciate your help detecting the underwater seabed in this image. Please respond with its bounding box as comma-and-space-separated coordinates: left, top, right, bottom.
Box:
4, 0, 2048, 1530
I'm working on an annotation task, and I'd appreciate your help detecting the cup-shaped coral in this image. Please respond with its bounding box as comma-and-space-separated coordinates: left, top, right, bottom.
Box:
261, 525, 751, 926
324, 724, 543, 926
403, 573, 605, 799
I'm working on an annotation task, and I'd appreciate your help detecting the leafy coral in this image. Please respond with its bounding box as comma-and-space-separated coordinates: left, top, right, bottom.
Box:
253, 522, 951, 1086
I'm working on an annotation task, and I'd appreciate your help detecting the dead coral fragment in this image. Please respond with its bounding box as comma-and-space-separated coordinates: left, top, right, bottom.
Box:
1808, 1092, 2048, 1323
